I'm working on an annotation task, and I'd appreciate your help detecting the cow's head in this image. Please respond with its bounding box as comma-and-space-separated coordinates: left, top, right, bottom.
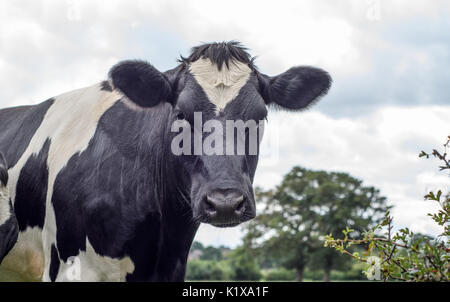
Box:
109, 41, 331, 227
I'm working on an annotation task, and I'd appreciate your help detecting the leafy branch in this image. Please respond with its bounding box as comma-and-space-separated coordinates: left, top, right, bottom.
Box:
325, 136, 450, 282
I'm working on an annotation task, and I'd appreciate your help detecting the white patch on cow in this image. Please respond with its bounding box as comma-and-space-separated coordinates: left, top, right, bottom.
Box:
189, 58, 251, 112
50, 239, 134, 282
6, 83, 133, 281
0, 185, 10, 225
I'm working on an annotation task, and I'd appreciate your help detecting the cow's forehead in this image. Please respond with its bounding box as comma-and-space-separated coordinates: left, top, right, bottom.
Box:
188, 58, 252, 112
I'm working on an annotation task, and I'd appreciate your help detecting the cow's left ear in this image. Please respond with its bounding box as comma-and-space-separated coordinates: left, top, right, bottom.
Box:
259, 66, 332, 110
109, 60, 173, 108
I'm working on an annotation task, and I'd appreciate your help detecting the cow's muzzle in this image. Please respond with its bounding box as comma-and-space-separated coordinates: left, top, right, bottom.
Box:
200, 189, 255, 227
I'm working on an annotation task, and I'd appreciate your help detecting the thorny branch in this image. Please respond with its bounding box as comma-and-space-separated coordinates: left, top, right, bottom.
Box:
325, 136, 450, 282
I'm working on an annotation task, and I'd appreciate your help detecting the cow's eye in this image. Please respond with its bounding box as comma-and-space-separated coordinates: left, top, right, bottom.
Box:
177, 112, 186, 120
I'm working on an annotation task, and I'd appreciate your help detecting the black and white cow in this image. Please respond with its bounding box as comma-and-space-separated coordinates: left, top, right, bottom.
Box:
0, 41, 331, 281
0, 153, 19, 264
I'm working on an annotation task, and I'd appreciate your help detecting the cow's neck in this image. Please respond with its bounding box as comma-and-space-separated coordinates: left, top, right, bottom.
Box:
151, 148, 200, 281
109, 101, 198, 281
159, 199, 200, 281
124, 198, 199, 281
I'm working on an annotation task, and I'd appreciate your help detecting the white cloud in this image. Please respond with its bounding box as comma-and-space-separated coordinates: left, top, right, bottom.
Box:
134, 0, 367, 76
256, 106, 449, 232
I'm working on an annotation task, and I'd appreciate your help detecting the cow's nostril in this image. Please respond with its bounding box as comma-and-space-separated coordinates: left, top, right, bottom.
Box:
204, 198, 217, 214
234, 198, 245, 214
232, 195, 245, 214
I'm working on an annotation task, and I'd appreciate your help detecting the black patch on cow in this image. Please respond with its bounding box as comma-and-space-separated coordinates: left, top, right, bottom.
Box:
0, 199, 19, 264
0, 170, 7, 187
14, 138, 50, 231
125, 213, 162, 281
109, 61, 172, 108
179, 41, 255, 71
100, 80, 113, 92
0, 152, 7, 186
0, 98, 54, 168
49, 244, 60, 282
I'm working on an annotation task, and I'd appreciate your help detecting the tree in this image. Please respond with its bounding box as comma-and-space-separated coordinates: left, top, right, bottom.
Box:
201, 246, 225, 261
190, 241, 204, 251
244, 166, 390, 281
228, 246, 262, 281
185, 260, 232, 281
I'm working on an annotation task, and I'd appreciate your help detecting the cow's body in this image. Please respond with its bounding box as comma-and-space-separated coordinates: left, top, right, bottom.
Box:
0, 42, 331, 281
0, 84, 198, 281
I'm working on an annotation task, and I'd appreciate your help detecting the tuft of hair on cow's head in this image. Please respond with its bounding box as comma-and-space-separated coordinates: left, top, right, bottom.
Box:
179, 40, 255, 71
107, 41, 332, 228
0, 152, 8, 187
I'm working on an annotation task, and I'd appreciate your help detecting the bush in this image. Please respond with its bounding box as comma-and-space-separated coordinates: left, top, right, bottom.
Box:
303, 269, 323, 280
212, 261, 233, 280
229, 246, 262, 281
185, 260, 232, 281
231, 262, 262, 281
264, 268, 296, 281
330, 262, 366, 280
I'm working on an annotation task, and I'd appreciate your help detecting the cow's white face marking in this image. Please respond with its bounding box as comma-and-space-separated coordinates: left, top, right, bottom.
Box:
189, 58, 251, 113
0, 185, 10, 225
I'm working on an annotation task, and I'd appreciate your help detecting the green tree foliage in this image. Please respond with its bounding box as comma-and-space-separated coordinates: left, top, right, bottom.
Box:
264, 267, 296, 281
325, 136, 450, 281
190, 241, 204, 251
201, 246, 226, 261
185, 260, 233, 281
244, 166, 390, 281
186, 242, 261, 281
188, 241, 230, 261
228, 246, 262, 281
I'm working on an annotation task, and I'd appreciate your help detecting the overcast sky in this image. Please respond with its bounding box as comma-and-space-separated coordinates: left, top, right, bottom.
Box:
0, 0, 449, 247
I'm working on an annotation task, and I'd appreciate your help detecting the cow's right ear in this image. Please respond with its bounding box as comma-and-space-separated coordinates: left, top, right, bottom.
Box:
0, 153, 8, 186
258, 66, 332, 110
109, 60, 173, 108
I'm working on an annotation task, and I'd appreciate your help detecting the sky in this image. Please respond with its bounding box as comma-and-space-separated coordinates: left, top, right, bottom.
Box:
0, 0, 449, 247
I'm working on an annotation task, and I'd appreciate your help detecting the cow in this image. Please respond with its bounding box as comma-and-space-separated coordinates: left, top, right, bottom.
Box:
0, 41, 331, 281
0, 153, 19, 264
